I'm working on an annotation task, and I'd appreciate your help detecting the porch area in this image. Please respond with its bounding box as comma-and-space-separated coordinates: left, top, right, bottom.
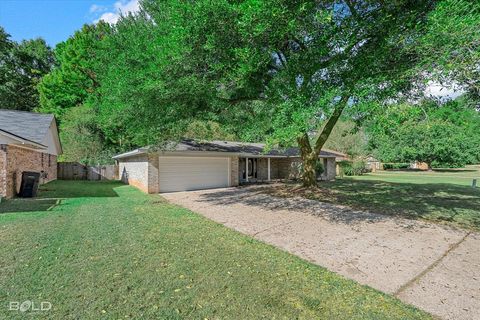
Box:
238, 156, 336, 184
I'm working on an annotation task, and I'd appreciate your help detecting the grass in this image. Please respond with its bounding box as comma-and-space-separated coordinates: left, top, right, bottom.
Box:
0, 180, 430, 319
350, 165, 480, 187
264, 165, 480, 231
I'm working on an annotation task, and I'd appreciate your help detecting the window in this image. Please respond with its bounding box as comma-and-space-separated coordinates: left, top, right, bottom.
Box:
48, 154, 51, 167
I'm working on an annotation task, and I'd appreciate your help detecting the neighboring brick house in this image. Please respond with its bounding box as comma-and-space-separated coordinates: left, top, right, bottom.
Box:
114, 139, 342, 193
0, 110, 62, 199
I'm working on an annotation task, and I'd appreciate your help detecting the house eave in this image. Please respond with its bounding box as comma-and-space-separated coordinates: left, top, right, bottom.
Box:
112, 148, 150, 160
0, 129, 48, 150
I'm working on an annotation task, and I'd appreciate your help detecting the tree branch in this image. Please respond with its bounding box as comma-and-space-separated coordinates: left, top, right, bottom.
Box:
297, 132, 312, 157
314, 95, 350, 154
276, 51, 287, 68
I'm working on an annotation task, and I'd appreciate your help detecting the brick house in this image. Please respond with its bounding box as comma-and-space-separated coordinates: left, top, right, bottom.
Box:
0, 110, 62, 199
114, 139, 343, 193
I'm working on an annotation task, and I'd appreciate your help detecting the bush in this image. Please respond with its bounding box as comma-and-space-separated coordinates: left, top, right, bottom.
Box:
339, 160, 367, 176
383, 163, 410, 170
315, 161, 324, 177
290, 160, 325, 180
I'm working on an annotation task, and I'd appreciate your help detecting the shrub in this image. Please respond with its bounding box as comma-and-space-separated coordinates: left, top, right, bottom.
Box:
290, 160, 325, 179
339, 160, 367, 176
383, 163, 410, 170
315, 161, 324, 177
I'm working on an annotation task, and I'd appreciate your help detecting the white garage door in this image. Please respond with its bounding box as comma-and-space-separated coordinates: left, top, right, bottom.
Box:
158, 156, 230, 192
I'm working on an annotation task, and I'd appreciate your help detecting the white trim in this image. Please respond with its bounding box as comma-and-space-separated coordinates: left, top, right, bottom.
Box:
48, 119, 63, 155
112, 148, 149, 159
227, 158, 231, 186
268, 158, 271, 181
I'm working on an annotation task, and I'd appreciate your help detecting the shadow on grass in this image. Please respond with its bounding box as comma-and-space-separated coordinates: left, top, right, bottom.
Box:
196, 179, 480, 230
0, 180, 125, 214
433, 168, 478, 173
38, 180, 123, 198
0, 198, 59, 213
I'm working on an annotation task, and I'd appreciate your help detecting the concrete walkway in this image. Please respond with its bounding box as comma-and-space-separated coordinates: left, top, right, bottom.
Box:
163, 186, 480, 320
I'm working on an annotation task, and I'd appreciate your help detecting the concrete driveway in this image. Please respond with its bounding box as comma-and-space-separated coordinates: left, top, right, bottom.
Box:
163, 186, 480, 320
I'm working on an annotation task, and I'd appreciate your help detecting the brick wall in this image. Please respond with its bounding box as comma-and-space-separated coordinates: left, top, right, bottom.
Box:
324, 157, 336, 180
274, 158, 302, 180
118, 154, 149, 193
0, 147, 6, 198
147, 153, 160, 193
230, 156, 239, 186
1, 145, 57, 198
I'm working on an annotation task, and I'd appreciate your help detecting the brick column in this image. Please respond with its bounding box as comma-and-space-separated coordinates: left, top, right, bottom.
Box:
230, 156, 239, 186
0, 146, 6, 198
147, 153, 160, 193
326, 158, 336, 180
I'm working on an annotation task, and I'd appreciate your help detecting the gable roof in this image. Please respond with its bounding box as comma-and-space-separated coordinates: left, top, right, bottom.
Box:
0, 109, 54, 145
113, 139, 346, 159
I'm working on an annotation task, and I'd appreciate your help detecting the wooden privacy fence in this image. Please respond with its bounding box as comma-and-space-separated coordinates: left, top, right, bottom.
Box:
58, 162, 119, 181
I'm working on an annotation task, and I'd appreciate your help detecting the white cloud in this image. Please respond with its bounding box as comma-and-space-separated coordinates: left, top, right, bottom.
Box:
89, 4, 107, 14
94, 0, 140, 24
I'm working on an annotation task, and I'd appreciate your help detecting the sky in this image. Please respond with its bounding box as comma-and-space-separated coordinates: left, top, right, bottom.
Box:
0, 0, 140, 46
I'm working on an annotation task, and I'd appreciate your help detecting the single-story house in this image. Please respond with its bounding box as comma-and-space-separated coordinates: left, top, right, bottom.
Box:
113, 139, 344, 193
0, 110, 62, 198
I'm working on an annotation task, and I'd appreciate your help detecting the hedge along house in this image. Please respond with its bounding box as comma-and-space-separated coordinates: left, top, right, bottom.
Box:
113, 139, 343, 193
0, 110, 62, 199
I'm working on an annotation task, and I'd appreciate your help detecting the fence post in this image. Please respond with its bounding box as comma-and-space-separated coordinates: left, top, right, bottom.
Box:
473, 179, 477, 188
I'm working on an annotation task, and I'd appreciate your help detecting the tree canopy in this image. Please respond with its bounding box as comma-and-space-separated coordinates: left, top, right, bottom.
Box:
0, 27, 54, 111
31, 0, 480, 179
367, 98, 480, 168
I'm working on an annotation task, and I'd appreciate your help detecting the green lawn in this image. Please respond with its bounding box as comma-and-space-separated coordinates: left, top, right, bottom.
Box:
351, 165, 480, 187
0, 181, 430, 319
265, 165, 480, 231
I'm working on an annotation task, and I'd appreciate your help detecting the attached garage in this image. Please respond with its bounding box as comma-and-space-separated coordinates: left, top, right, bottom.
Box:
158, 156, 230, 192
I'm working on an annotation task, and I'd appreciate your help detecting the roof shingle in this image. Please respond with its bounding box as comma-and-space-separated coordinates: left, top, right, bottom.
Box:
0, 110, 54, 144
114, 139, 346, 159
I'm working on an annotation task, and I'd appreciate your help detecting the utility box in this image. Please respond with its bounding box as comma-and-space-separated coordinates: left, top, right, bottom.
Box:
19, 171, 41, 198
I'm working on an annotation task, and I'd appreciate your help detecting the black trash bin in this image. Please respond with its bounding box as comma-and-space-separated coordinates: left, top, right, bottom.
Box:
19, 171, 41, 198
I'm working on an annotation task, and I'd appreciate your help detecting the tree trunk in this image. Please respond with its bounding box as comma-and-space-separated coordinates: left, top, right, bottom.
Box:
297, 95, 350, 188
298, 133, 317, 187
302, 152, 318, 187
427, 163, 433, 171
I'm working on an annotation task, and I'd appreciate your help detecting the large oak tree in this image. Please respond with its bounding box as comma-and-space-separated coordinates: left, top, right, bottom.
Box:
142, 0, 437, 186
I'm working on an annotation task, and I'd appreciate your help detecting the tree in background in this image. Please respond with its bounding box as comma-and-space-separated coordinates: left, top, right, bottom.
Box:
37, 23, 113, 163
0, 27, 54, 111
323, 120, 367, 159
59, 105, 113, 164
38, 22, 111, 119
367, 98, 480, 168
